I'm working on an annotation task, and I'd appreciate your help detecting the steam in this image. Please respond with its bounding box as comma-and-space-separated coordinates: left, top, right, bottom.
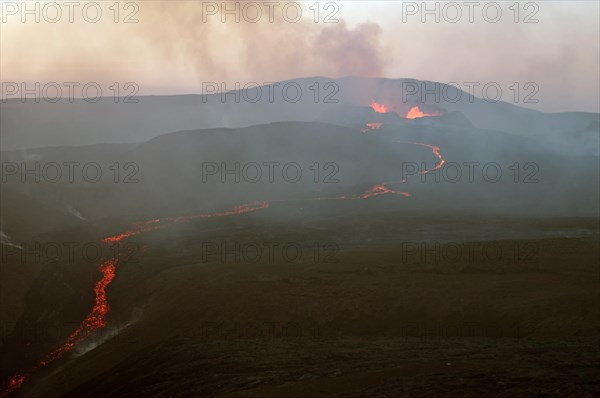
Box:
73, 318, 139, 357
66, 204, 87, 221
1, 2, 386, 90
0, 230, 22, 249
141, 4, 387, 83
1, 2, 598, 111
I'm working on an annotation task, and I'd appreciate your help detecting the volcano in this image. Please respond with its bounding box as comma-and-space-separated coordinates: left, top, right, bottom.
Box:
3, 77, 597, 150
1, 78, 599, 397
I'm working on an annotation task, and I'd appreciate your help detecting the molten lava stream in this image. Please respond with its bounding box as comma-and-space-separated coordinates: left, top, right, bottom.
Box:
309, 182, 411, 201
425, 145, 445, 172
396, 141, 446, 173
2, 258, 117, 396
361, 183, 411, 199
357, 141, 446, 200
1, 201, 270, 396
361, 123, 383, 133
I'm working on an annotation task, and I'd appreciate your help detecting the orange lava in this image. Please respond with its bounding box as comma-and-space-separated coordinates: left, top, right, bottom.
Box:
2, 201, 270, 396
409, 142, 445, 173
1, 137, 448, 395
169, 201, 270, 223
41, 258, 116, 363
103, 220, 164, 244
370, 99, 387, 113
1, 259, 117, 396
2, 376, 25, 396
405, 106, 441, 119
360, 123, 383, 133
2, 140, 448, 394
361, 183, 412, 199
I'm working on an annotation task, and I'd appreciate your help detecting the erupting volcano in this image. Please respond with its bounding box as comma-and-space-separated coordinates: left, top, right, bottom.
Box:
405, 106, 442, 119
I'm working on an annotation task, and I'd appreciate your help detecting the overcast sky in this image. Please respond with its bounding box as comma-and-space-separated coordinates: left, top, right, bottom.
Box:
1, 1, 598, 112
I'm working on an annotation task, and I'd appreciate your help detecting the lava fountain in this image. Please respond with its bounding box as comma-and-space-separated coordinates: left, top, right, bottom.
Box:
405, 106, 442, 119
370, 99, 388, 113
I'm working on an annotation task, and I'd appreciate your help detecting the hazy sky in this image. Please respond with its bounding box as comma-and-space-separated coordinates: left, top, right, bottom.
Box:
1, 1, 599, 112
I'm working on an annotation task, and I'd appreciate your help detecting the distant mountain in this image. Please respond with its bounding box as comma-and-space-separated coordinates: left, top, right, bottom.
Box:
2, 77, 598, 149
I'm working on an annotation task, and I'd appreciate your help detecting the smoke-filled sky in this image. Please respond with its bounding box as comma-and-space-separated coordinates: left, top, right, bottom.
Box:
1, 1, 598, 112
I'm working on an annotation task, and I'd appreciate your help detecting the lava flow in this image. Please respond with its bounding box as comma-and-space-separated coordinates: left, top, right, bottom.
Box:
399, 141, 446, 173
357, 140, 446, 200
361, 183, 411, 199
361, 122, 383, 133
1, 201, 270, 396
405, 106, 442, 119
360, 141, 445, 199
2, 258, 118, 396
1, 136, 445, 395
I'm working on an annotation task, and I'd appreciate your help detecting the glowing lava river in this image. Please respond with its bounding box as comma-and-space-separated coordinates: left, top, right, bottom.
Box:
396, 141, 446, 174
1, 135, 445, 396
2, 202, 270, 396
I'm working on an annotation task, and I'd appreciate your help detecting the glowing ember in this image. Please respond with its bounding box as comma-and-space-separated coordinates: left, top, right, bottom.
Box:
370, 99, 387, 113
360, 123, 383, 133
405, 106, 441, 119
3, 375, 25, 396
